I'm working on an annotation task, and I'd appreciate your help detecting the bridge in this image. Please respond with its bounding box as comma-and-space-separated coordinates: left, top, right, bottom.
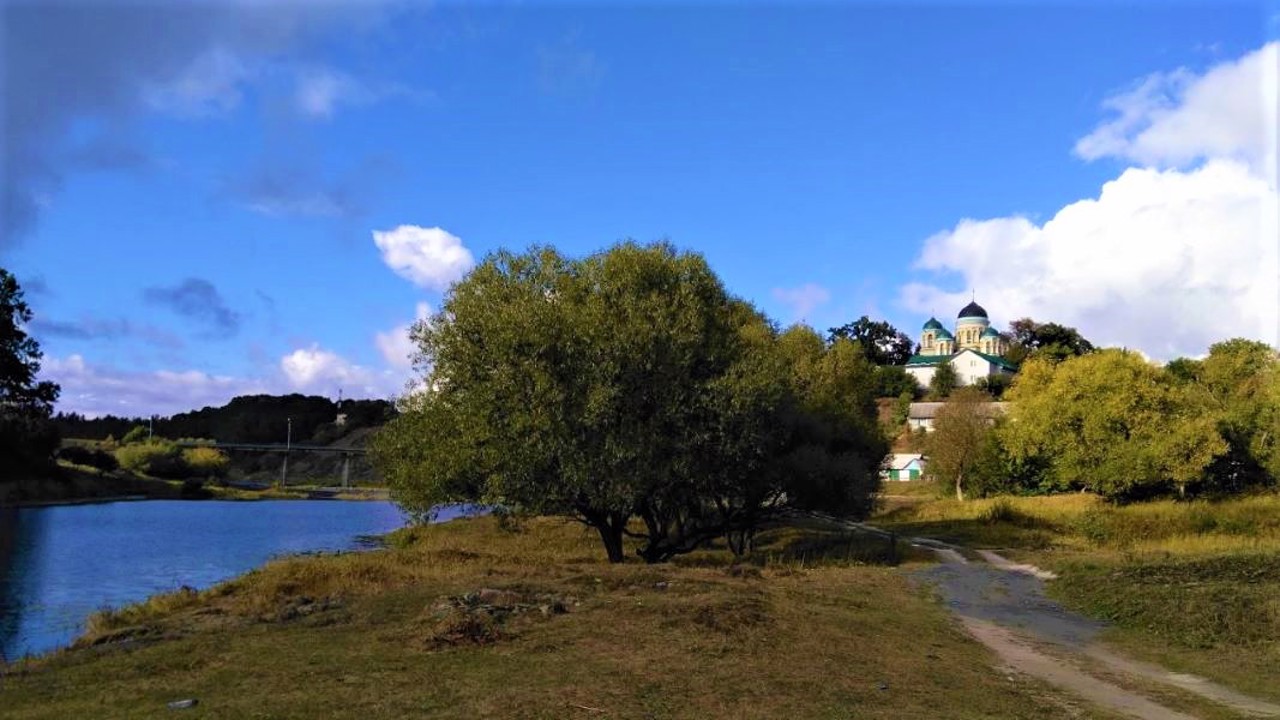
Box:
176, 441, 367, 489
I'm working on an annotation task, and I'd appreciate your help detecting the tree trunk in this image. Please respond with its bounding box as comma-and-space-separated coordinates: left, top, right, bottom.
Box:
595, 521, 625, 563
955, 469, 965, 502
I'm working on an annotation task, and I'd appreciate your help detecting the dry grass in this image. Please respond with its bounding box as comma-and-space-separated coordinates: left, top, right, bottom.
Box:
872, 486, 1280, 701
2, 516, 1086, 720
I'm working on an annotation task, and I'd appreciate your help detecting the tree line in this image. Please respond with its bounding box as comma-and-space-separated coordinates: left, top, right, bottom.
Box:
52, 395, 395, 445
928, 339, 1279, 501
371, 242, 889, 563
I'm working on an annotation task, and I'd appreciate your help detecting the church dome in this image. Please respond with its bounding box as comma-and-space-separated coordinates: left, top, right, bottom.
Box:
981, 326, 1001, 338
935, 327, 954, 340
922, 317, 944, 331
958, 300, 988, 319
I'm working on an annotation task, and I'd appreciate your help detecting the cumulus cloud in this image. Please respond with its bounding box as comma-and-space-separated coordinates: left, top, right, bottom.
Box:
771, 283, 831, 323
375, 302, 432, 369
280, 344, 405, 397
901, 160, 1276, 359
373, 225, 475, 290
143, 278, 243, 338
901, 43, 1278, 361
42, 354, 270, 418
1074, 42, 1277, 179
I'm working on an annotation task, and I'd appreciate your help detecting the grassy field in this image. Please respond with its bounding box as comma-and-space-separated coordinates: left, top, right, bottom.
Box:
2, 516, 1096, 719
872, 484, 1280, 702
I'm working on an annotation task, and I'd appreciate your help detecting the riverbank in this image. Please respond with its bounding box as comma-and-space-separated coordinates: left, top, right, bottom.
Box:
871, 485, 1280, 705
3, 515, 1086, 719
0, 463, 389, 507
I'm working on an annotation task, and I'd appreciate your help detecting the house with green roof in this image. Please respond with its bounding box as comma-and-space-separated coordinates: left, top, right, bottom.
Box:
904, 300, 1019, 388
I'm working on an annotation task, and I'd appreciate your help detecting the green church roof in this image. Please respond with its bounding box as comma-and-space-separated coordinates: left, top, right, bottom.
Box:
922, 317, 944, 331
981, 327, 1001, 338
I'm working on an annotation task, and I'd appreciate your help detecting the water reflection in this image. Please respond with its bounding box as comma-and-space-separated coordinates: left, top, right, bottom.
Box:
0, 500, 417, 659
0, 507, 49, 662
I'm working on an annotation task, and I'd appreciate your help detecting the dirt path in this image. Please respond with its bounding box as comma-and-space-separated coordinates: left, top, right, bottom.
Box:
912, 543, 1280, 719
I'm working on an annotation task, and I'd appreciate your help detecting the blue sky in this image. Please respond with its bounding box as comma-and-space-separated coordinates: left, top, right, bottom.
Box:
2, 1, 1277, 416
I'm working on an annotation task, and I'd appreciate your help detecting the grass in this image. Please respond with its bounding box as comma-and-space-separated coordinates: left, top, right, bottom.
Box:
872, 483, 1280, 702
1, 515, 1085, 719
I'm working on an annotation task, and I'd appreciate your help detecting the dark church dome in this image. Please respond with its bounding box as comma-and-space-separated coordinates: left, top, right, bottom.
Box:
958, 300, 988, 319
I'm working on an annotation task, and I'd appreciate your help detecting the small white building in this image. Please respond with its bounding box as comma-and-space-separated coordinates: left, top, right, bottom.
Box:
907, 401, 1009, 432
882, 453, 926, 481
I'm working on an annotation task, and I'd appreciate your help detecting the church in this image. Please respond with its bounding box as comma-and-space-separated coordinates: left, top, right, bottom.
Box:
904, 300, 1019, 388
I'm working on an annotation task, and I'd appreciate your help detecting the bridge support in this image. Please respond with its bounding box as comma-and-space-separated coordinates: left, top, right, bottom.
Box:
341, 454, 351, 489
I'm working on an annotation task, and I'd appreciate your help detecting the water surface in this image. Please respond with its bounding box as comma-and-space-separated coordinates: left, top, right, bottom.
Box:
0, 499, 459, 659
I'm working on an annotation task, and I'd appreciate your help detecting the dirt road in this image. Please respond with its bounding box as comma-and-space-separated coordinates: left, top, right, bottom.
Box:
913, 543, 1280, 719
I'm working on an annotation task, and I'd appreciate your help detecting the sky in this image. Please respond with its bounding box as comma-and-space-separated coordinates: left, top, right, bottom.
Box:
1, 0, 1277, 418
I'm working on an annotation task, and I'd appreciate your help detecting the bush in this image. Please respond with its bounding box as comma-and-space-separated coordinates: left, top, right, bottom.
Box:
57, 445, 120, 473
115, 440, 191, 478
121, 425, 149, 445
181, 446, 229, 477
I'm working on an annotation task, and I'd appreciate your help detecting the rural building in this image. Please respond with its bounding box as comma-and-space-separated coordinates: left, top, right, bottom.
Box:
907, 402, 1009, 432
904, 301, 1019, 387
882, 453, 926, 481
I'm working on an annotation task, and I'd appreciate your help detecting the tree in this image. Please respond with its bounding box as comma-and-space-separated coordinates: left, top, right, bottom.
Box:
999, 351, 1225, 500
875, 364, 919, 398
1192, 339, 1279, 493
927, 387, 1002, 500
827, 316, 915, 366
371, 243, 887, 563
0, 269, 60, 480
373, 243, 746, 563
928, 363, 957, 399
1003, 317, 1094, 365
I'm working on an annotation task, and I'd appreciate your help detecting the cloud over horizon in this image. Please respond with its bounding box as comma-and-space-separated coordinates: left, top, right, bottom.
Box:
901, 42, 1278, 360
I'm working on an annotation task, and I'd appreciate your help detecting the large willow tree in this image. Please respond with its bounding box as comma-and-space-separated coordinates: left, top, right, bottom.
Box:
371, 242, 886, 562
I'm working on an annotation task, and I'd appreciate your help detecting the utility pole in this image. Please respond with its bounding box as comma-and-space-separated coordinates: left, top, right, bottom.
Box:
148, 415, 153, 441
279, 417, 292, 489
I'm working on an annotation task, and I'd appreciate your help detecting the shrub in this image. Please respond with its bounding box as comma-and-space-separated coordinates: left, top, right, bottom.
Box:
181, 446, 229, 477
57, 445, 119, 473
121, 425, 149, 445
115, 440, 191, 478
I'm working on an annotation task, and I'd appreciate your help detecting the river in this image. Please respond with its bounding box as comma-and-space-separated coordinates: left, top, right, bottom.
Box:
0, 499, 462, 660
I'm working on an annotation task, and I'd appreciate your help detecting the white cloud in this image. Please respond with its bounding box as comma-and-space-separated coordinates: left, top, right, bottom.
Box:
901, 43, 1279, 361
901, 159, 1277, 360
375, 302, 431, 369
1075, 42, 1278, 181
42, 354, 270, 418
294, 69, 358, 119
771, 283, 831, 322
144, 47, 252, 117
373, 225, 475, 290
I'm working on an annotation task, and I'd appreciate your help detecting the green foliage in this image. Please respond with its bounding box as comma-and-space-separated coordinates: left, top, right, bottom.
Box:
875, 364, 919, 398
1003, 317, 1094, 365
927, 363, 957, 399
973, 373, 1012, 399
926, 387, 1004, 500
57, 445, 120, 473
1000, 351, 1226, 500
115, 440, 191, 478
826, 315, 915, 365
0, 269, 60, 481
121, 425, 149, 444
372, 242, 886, 563
181, 446, 230, 477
